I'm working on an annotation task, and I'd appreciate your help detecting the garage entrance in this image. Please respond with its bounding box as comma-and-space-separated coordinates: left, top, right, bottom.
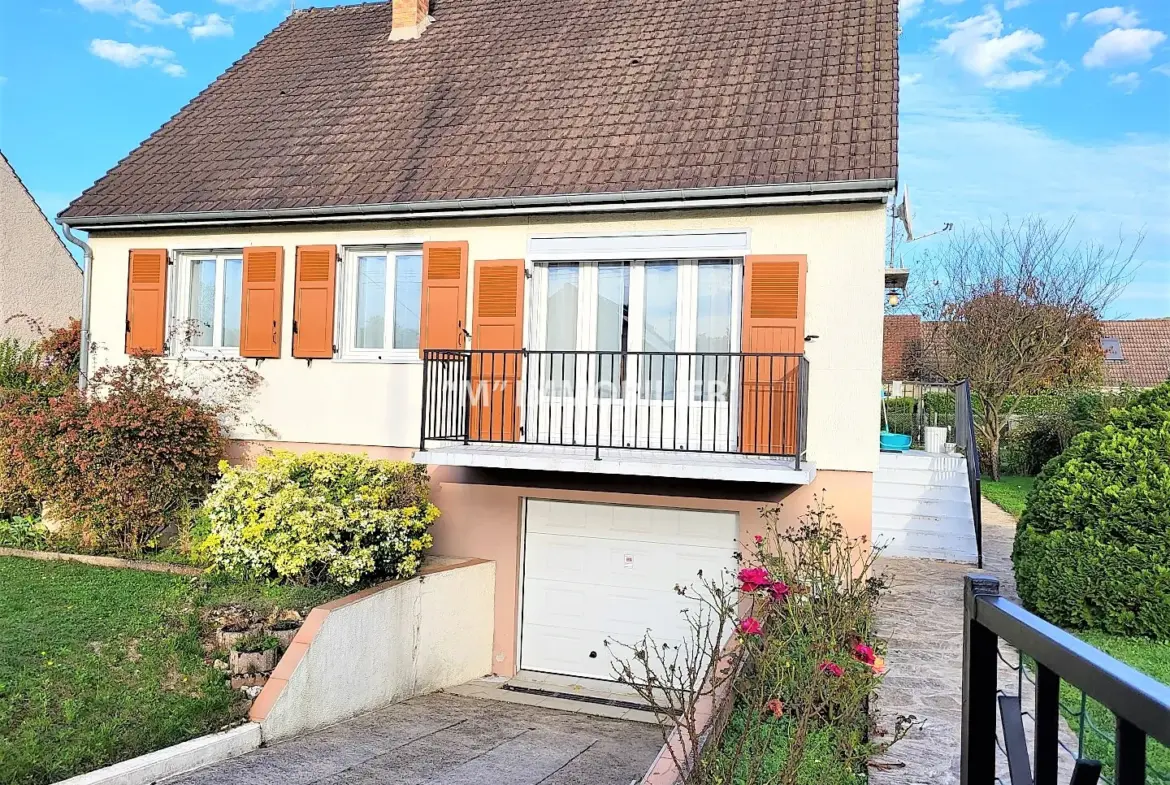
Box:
519, 499, 738, 681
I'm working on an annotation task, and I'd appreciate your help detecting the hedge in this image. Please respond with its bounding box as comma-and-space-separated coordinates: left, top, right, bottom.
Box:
1012, 383, 1170, 639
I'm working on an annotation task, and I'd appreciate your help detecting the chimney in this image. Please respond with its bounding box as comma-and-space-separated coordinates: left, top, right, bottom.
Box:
390, 0, 431, 40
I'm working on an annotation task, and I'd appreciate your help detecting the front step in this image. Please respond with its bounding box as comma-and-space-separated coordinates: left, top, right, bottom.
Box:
873, 495, 973, 519
874, 480, 971, 503
878, 450, 966, 472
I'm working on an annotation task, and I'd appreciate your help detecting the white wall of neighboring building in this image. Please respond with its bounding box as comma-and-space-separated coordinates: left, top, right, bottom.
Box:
85, 203, 885, 472
0, 153, 81, 341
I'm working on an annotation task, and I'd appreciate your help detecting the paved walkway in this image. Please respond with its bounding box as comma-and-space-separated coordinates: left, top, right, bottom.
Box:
870, 499, 1079, 785
166, 692, 661, 785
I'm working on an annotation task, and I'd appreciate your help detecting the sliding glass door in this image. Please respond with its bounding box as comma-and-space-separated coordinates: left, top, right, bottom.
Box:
529, 258, 740, 451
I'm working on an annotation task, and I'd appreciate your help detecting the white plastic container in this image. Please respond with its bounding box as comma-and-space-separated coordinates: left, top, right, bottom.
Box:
925, 426, 948, 454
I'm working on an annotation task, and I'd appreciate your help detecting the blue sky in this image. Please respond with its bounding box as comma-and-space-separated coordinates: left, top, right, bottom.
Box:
0, 0, 1167, 318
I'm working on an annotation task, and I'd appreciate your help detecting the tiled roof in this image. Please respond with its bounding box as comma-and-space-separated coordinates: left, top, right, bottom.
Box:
61, 0, 898, 220
882, 314, 921, 382
1100, 319, 1170, 388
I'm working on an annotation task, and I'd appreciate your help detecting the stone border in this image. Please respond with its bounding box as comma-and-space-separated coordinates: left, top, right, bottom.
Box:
0, 546, 202, 576
52, 723, 260, 785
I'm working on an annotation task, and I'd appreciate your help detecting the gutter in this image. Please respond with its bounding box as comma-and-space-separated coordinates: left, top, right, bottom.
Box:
58, 179, 896, 231
58, 220, 93, 392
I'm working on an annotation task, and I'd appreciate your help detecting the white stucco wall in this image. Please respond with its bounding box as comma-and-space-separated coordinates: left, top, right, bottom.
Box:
257, 558, 495, 742
86, 203, 885, 472
0, 153, 81, 340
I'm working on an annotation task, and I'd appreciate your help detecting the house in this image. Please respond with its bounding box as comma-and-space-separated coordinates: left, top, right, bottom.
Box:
1099, 319, 1170, 389
0, 151, 80, 341
60, 0, 901, 681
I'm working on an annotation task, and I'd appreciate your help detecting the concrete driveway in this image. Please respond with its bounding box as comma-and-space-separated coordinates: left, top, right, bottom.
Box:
167, 691, 662, 785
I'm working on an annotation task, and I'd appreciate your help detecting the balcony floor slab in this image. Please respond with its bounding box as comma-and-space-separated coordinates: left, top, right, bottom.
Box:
416, 442, 816, 484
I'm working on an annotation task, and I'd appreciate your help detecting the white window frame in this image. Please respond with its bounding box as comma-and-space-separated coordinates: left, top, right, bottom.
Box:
169, 249, 244, 359
336, 244, 424, 363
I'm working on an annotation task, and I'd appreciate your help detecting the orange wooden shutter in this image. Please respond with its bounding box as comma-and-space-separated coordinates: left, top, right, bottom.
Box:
292, 245, 336, 359
419, 241, 469, 357
470, 259, 525, 441
740, 255, 806, 455
240, 246, 285, 358
125, 249, 169, 356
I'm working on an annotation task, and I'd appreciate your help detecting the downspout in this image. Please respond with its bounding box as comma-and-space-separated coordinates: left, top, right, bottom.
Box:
57, 220, 93, 392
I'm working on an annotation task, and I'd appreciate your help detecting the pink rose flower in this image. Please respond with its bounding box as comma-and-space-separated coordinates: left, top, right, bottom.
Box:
753, 534, 764, 544
768, 580, 790, 601
737, 616, 763, 637
764, 698, 784, 718
853, 643, 876, 665
818, 661, 844, 677
738, 567, 771, 593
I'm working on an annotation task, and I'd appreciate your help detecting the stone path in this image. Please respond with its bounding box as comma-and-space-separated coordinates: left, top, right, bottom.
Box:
869, 499, 1079, 785
165, 692, 661, 785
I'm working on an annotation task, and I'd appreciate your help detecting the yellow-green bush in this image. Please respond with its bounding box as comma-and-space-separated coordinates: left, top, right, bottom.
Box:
200, 451, 438, 587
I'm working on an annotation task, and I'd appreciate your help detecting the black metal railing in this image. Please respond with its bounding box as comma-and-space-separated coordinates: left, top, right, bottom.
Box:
961, 575, 1170, 785
955, 379, 984, 567
420, 350, 809, 466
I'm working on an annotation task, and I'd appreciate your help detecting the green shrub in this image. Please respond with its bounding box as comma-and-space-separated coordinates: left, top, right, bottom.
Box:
1012, 382, 1170, 638
200, 451, 439, 587
0, 514, 49, 550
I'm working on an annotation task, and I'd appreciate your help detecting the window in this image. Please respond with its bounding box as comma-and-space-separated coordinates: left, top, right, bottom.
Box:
173, 251, 243, 354
339, 247, 423, 361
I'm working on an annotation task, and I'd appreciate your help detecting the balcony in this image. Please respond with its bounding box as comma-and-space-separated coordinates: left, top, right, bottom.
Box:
418, 350, 814, 484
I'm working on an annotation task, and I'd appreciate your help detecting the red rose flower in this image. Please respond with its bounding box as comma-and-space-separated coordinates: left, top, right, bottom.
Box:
818, 661, 844, 677
738, 567, 771, 593
737, 616, 763, 637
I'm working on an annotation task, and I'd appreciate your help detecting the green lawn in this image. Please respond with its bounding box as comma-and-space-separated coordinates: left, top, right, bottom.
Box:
981, 475, 1035, 518
1058, 633, 1170, 782
0, 556, 340, 785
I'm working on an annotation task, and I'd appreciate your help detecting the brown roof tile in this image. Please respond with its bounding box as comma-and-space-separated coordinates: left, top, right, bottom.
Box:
62, 0, 898, 220
1100, 319, 1170, 388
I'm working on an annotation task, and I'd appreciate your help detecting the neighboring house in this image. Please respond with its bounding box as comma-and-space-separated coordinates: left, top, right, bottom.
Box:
1099, 319, 1170, 389
0, 151, 80, 341
884, 314, 1170, 391
60, 0, 900, 680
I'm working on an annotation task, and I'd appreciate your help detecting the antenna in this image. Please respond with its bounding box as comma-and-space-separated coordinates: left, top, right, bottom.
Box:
896, 188, 913, 241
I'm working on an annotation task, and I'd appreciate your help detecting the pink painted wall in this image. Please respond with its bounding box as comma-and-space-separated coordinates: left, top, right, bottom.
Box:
427, 467, 874, 676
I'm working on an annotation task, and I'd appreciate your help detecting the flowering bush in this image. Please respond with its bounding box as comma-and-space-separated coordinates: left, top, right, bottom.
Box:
199, 451, 439, 587
607, 496, 903, 785
0, 353, 251, 555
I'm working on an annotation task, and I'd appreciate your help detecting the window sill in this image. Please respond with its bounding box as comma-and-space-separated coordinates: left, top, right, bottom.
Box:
170, 350, 242, 362
333, 354, 423, 365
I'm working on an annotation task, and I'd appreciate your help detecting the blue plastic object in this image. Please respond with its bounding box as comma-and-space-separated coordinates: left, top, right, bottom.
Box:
880, 431, 912, 451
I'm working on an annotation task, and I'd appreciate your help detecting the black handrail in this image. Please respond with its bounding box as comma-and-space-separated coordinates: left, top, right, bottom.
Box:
961, 575, 1170, 785
954, 379, 984, 567
419, 349, 809, 464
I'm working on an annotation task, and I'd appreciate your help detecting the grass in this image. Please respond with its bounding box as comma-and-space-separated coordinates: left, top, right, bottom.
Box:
0, 556, 344, 785
981, 475, 1036, 518
1057, 632, 1170, 783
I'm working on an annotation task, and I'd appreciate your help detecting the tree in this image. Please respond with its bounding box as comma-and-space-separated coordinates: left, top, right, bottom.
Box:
916, 217, 1138, 479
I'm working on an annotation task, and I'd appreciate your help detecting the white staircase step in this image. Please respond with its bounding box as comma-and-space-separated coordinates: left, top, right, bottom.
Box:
878, 450, 967, 473
872, 480, 971, 503
873, 466, 971, 488
872, 511, 975, 536
873, 496, 974, 520
872, 528, 979, 563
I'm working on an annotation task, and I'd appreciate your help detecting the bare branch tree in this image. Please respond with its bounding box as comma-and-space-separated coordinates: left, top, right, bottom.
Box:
916, 216, 1140, 478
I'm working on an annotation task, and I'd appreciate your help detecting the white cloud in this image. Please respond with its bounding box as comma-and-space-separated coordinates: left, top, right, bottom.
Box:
1004, 0, 1030, 9
215, 0, 276, 9
1108, 71, 1141, 92
1063, 12, 1081, 28
1154, 63, 1170, 76
190, 12, 233, 38
899, 52, 1170, 318
1081, 6, 1142, 29
935, 7, 1067, 89
900, 0, 925, 22
88, 39, 185, 76
1083, 27, 1167, 68
901, 72, 924, 86
76, 0, 193, 27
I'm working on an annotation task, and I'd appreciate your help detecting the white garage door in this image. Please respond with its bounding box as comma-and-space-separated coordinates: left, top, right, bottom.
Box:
520, 499, 739, 681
